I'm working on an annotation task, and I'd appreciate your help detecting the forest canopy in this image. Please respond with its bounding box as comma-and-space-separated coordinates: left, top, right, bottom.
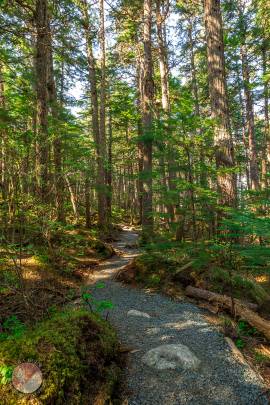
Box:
1, 0, 270, 293
0, 0, 270, 239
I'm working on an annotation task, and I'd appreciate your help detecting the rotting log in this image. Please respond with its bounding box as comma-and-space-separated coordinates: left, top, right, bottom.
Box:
185, 285, 270, 341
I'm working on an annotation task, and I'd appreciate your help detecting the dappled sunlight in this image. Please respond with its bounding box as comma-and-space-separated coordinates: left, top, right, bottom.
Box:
146, 327, 161, 335
159, 334, 174, 342
255, 275, 270, 284
22, 269, 42, 281
90, 229, 140, 284
163, 319, 207, 330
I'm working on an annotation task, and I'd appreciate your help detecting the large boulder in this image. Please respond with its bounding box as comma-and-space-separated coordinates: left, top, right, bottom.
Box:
142, 344, 200, 371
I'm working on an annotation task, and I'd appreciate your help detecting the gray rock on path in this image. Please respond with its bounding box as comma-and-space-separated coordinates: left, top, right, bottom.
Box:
142, 344, 201, 371
128, 309, 151, 319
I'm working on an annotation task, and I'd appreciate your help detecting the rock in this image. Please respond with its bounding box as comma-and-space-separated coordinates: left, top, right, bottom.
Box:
127, 309, 151, 318
142, 344, 200, 371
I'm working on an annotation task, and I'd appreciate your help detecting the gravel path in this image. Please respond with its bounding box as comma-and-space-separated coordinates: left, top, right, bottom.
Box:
88, 227, 268, 405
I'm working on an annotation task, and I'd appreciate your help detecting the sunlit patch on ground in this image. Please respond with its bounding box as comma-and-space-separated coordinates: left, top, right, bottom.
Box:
255, 275, 270, 284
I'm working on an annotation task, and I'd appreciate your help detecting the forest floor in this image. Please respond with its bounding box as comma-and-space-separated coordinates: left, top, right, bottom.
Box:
87, 227, 269, 405
0, 226, 121, 404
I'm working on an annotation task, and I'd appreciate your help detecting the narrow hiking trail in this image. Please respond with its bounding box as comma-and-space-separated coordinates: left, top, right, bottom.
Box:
88, 227, 268, 405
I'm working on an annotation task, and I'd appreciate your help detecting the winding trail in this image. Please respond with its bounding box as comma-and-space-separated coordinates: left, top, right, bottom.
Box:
88, 227, 268, 405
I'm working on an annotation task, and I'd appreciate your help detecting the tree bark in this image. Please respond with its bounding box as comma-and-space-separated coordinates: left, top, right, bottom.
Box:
204, 0, 236, 208
241, 44, 260, 190
0, 62, 8, 203
262, 44, 270, 189
85, 174, 91, 228
99, 0, 109, 226
141, 0, 154, 239
156, 0, 170, 113
188, 19, 207, 189
80, 0, 107, 229
65, 174, 78, 222
136, 52, 144, 224
236, 63, 250, 189
47, 22, 65, 222
106, 106, 113, 222
156, 0, 177, 224
35, 0, 49, 202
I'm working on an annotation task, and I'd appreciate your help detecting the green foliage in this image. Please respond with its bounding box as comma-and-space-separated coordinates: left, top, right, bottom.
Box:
135, 217, 270, 304
237, 320, 257, 337
235, 338, 245, 349
0, 366, 13, 385
234, 321, 258, 350
81, 284, 115, 313
0, 316, 25, 341
148, 274, 161, 286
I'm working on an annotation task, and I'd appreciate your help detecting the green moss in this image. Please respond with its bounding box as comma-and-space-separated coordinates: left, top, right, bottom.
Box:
133, 253, 172, 287
209, 267, 269, 304
232, 275, 269, 304
89, 239, 114, 258
0, 309, 121, 404
134, 244, 270, 306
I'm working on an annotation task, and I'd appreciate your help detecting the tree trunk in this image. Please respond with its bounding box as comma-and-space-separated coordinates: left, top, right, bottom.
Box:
156, 0, 170, 113
0, 62, 8, 203
156, 0, 177, 224
188, 19, 207, 189
99, 0, 109, 227
204, 0, 236, 208
236, 63, 250, 189
262, 44, 270, 189
65, 174, 78, 222
80, 0, 107, 229
141, 0, 154, 240
47, 23, 65, 222
136, 53, 144, 224
241, 44, 260, 190
106, 107, 113, 222
85, 174, 91, 228
35, 0, 49, 202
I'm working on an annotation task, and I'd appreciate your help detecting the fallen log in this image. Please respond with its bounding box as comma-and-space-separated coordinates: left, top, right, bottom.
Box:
185, 286, 258, 311
185, 285, 270, 341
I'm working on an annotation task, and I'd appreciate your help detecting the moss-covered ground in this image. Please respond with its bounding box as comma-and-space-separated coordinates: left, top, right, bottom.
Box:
0, 309, 121, 404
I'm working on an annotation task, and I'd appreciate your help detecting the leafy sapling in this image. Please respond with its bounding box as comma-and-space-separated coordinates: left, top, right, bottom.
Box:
81, 283, 114, 319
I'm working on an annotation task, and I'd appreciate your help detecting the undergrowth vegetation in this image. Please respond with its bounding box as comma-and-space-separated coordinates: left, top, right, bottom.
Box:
0, 222, 114, 323
124, 210, 270, 315
0, 218, 120, 404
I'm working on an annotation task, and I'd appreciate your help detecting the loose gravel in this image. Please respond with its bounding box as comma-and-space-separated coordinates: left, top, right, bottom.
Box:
89, 227, 268, 405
